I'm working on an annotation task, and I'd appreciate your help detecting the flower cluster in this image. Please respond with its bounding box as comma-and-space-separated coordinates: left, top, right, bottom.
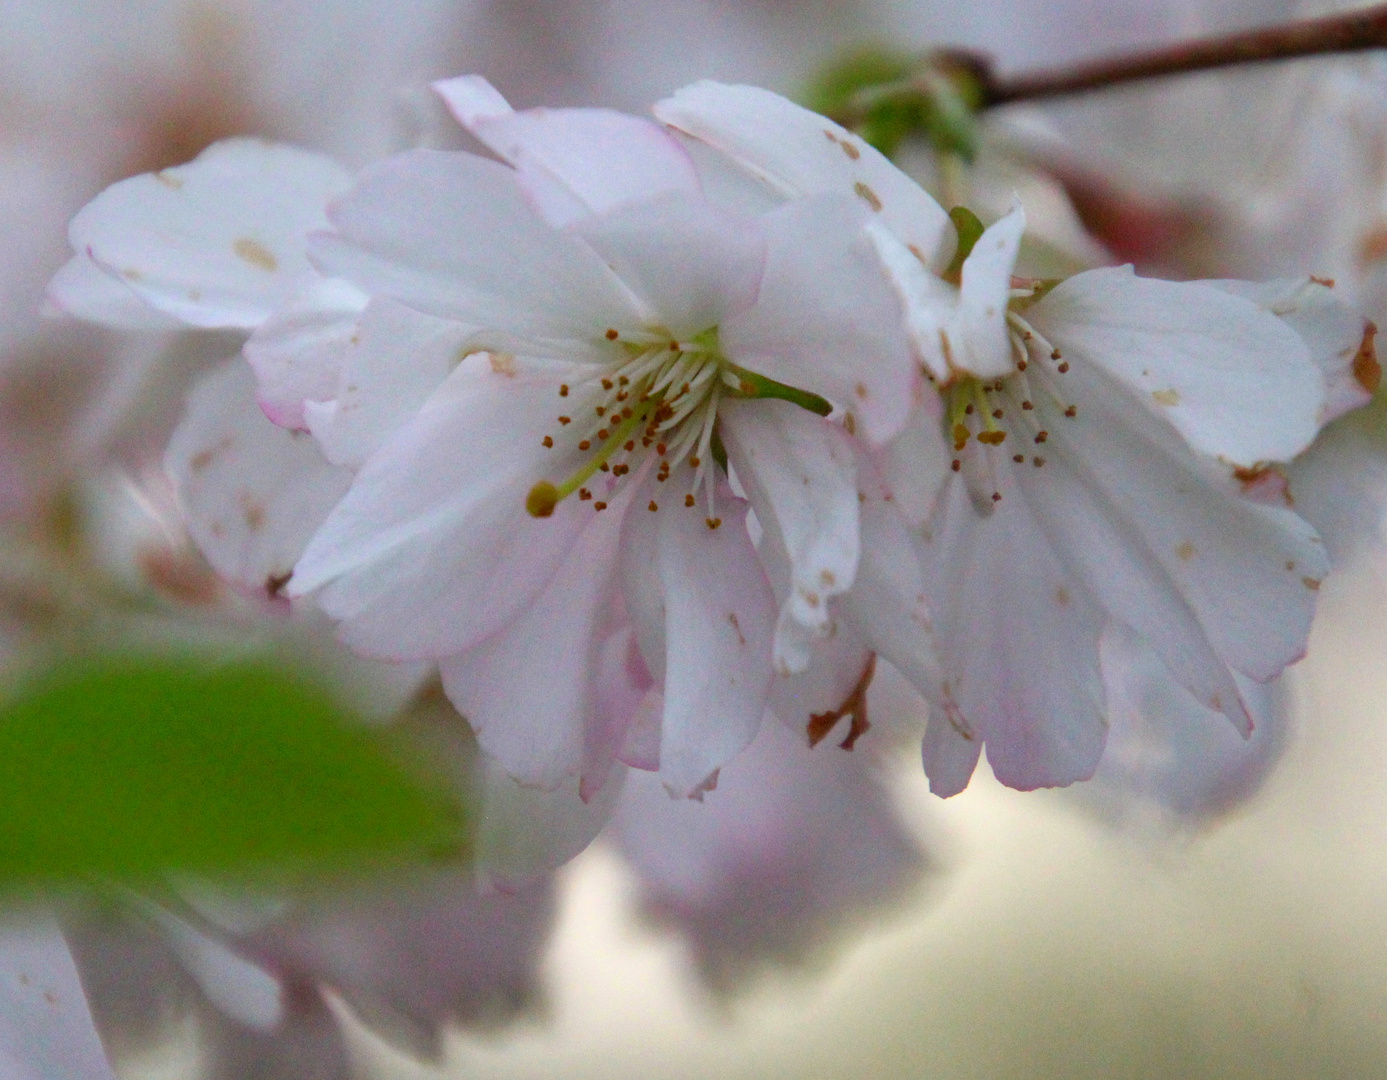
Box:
50, 74, 1375, 832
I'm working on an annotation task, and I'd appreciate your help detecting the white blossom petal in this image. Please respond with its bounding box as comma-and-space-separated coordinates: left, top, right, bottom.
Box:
1210, 277, 1377, 425
243, 278, 369, 430
1059, 361, 1327, 688
720, 399, 858, 673
303, 298, 468, 468
69, 139, 352, 329
916, 457, 1109, 793
572, 194, 765, 337
655, 81, 951, 266
581, 627, 657, 801
44, 255, 184, 330
836, 452, 945, 705
439, 479, 633, 789
290, 358, 589, 660
166, 361, 353, 597
475, 755, 627, 888
722, 194, 918, 446
1031, 266, 1324, 465
632, 479, 777, 797
1083, 622, 1286, 824
434, 75, 701, 227
308, 150, 643, 340
953, 200, 1027, 378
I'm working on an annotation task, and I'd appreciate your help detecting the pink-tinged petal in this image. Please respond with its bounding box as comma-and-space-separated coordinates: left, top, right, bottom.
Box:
722, 194, 918, 446
1210, 277, 1377, 425
0, 915, 118, 1080
289, 358, 589, 660
581, 627, 656, 801
767, 621, 873, 742
876, 403, 952, 529
627, 475, 777, 797
919, 704, 983, 799
435, 75, 701, 227
720, 399, 859, 673
44, 255, 184, 330
1082, 623, 1286, 824
916, 457, 1109, 793
836, 452, 945, 706
572, 194, 765, 336
610, 714, 929, 989
655, 81, 951, 266
303, 298, 468, 468
166, 361, 353, 598
1056, 361, 1327, 687
439, 479, 633, 789
1288, 414, 1387, 566
243, 278, 368, 430
69, 139, 353, 329
475, 755, 627, 887
1031, 266, 1324, 465
953, 200, 1027, 378
309, 150, 643, 340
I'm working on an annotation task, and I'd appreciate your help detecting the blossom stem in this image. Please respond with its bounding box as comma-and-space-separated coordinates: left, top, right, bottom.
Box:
977, 3, 1387, 106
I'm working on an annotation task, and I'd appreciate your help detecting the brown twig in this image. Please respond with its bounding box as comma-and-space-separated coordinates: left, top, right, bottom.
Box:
979, 3, 1387, 106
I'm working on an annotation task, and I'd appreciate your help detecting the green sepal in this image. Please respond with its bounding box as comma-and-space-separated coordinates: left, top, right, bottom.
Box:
944, 206, 987, 282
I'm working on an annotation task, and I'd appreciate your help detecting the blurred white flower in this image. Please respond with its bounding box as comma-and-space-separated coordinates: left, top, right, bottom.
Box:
611, 712, 932, 990
0, 913, 117, 1080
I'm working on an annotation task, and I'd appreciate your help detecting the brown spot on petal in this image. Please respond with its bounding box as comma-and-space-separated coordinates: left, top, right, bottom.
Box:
1056, 586, 1070, 607
1303, 576, 1322, 591
1360, 225, 1387, 267
1233, 463, 1293, 507
489, 352, 517, 377
807, 653, 876, 750
1353, 322, 1380, 395
1177, 541, 1196, 561
853, 181, 883, 212
240, 495, 266, 532
727, 611, 745, 645
233, 237, 277, 272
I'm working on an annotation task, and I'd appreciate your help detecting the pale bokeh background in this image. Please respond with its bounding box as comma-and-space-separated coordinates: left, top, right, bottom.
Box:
289, 549, 1386, 1080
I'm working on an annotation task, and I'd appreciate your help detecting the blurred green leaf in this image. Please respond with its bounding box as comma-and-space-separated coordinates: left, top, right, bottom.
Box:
0, 656, 465, 888
805, 47, 985, 161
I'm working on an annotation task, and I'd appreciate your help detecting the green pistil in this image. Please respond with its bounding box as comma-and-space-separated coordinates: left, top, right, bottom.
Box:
527, 395, 662, 517
725, 363, 832, 416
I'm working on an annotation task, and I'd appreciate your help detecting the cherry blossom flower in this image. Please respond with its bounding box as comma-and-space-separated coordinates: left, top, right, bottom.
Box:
659, 81, 1375, 796
224, 75, 920, 800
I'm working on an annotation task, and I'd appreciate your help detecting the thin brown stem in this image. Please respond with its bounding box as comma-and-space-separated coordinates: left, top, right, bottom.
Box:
980, 3, 1387, 106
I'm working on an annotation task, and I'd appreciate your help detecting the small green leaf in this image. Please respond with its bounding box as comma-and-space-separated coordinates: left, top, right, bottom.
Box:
0, 655, 466, 888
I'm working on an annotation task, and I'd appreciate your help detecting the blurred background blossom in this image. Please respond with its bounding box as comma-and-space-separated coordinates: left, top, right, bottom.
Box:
4, 0, 1387, 1077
